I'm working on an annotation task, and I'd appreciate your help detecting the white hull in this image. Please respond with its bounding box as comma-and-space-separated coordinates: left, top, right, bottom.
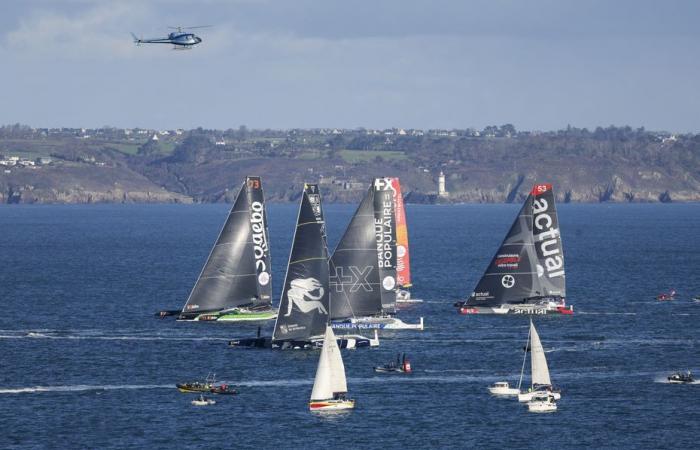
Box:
309, 399, 355, 411
396, 299, 424, 304
460, 303, 573, 316
332, 316, 424, 331
313, 330, 380, 348
488, 387, 520, 396
518, 391, 561, 402
528, 401, 557, 412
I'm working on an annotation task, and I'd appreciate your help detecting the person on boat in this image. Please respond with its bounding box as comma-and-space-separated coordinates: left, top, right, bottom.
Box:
333, 392, 346, 400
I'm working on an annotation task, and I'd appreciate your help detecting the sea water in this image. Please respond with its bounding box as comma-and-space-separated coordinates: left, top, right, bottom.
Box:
0, 203, 698, 449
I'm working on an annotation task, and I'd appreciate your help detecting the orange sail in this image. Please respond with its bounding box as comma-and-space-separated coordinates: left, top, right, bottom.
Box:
390, 178, 411, 287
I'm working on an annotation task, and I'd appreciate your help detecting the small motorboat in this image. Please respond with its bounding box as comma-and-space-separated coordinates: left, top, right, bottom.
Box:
177, 373, 216, 393
693, 295, 700, 302
209, 384, 238, 395
668, 370, 694, 384
657, 289, 676, 301
527, 393, 557, 413
374, 353, 412, 374
487, 381, 520, 396
191, 395, 216, 406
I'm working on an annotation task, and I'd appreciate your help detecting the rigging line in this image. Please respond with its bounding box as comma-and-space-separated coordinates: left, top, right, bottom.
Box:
289, 256, 326, 265
517, 321, 532, 390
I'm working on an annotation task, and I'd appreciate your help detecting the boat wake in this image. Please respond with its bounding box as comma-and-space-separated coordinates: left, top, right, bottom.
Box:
0, 330, 229, 342
653, 376, 700, 385
576, 312, 637, 316
0, 384, 171, 394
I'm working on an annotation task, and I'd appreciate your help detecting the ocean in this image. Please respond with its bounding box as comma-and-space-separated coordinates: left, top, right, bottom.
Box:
0, 203, 698, 449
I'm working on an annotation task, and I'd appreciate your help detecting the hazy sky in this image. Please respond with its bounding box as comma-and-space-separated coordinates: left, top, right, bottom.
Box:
1, 0, 699, 131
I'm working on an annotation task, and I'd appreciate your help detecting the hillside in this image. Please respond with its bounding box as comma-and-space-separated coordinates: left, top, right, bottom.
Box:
0, 124, 698, 204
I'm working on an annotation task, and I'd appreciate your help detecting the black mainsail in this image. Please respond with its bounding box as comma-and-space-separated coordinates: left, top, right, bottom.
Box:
464, 183, 566, 309
272, 184, 330, 342
328, 178, 398, 320
329, 186, 383, 319
180, 176, 272, 319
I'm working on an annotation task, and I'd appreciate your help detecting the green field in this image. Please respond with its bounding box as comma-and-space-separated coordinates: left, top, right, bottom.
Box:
338, 149, 407, 163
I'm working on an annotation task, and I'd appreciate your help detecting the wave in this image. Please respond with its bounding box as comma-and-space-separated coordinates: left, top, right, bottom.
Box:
575, 312, 637, 316
0, 331, 229, 342
0, 384, 171, 394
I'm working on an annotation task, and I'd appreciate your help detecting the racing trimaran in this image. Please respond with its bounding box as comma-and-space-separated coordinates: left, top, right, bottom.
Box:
456, 183, 573, 315
329, 178, 423, 331
177, 176, 276, 322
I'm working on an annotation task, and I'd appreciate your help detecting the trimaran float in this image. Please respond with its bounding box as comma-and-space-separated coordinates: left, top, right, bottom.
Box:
229, 183, 378, 349
160, 176, 277, 322
456, 183, 573, 315
329, 178, 423, 331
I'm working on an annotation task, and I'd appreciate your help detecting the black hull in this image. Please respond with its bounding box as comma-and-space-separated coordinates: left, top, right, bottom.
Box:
228, 336, 371, 350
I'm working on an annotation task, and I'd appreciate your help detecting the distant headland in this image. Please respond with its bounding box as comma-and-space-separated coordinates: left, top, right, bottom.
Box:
0, 124, 698, 204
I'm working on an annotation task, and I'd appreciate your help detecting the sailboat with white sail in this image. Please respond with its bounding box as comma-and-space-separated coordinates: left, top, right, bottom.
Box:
456, 183, 573, 315
517, 319, 561, 403
329, 178, 423, 331
309, 325, 355, 411
389, 177, 422, 306
177, 176, 276, 322
228, 183, 378, 349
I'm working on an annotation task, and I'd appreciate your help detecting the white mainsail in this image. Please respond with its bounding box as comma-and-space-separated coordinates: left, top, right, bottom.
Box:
529, 320, 551, 386
310, 326, 348, 401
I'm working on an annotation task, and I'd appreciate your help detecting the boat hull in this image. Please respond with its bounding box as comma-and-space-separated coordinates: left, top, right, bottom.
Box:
332, 316, 424, 330
181, 308, 277, 322
518, 391, 561, 402
228, 333, 379, 349
459, 304, 573, 315
309, 399, 355, 411
488, 387, 520, 396
527, 401, 557, 412
374, 367, 409, 374
215, 310, 277, 322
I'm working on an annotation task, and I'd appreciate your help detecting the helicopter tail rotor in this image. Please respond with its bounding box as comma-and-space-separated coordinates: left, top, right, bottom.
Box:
130, 32, 142, 46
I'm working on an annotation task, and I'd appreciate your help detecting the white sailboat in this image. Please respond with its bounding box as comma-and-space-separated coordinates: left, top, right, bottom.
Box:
518, 319, 561, 403
309, 326, 355, 411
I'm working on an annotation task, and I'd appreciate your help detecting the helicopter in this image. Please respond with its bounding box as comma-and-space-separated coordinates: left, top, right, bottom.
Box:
130, 26, 209, 49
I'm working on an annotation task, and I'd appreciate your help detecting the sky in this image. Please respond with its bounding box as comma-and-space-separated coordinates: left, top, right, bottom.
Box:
1, 0, 699, 132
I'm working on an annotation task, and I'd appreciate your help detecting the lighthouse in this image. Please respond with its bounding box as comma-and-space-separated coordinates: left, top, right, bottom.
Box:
438, 171, 449, 197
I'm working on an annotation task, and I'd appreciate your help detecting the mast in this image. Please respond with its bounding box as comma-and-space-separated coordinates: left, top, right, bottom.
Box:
517, 323, 532, 390
329, 186, 384, 319
373, 178, 398, 313
390, 177, 412, 288
272, 184, 330, 342
529, 319, 552, 388
180, 177, 270, 317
